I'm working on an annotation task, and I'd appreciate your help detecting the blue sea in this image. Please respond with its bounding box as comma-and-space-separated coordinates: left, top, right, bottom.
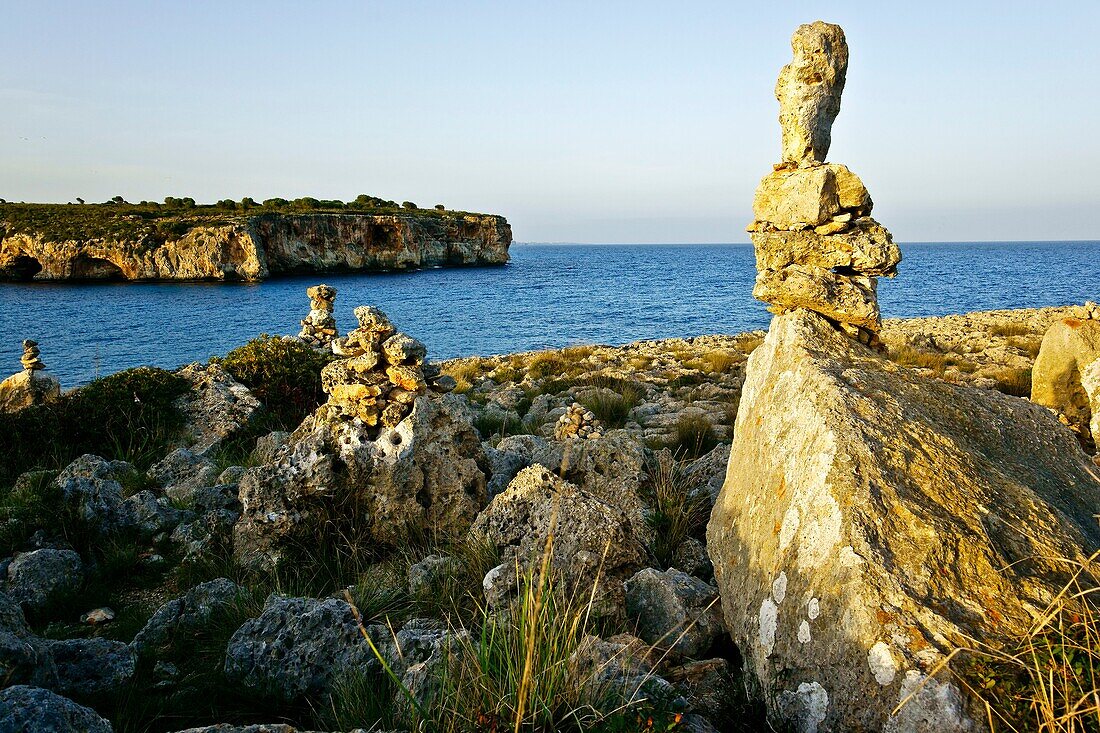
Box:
1, 242, 1097, 388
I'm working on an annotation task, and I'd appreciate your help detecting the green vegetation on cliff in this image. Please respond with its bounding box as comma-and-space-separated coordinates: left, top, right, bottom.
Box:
0, 196, 491, 244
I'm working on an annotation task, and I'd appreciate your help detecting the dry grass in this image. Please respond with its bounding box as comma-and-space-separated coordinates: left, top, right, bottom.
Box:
685, 351, 742, 375
643, 452, 711, 569
991, 367, 1033, 398
1008, 335, 1045, 359
443, 358, 489, 394
888, 344, 978, 376
988, 322, 1035, 338
930, 553, 1100, 733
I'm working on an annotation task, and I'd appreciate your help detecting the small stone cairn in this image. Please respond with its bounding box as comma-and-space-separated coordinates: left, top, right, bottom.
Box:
20, 340, 45, 371
321, 306, 453, 431
746, 21, 901, 345
298, 284, 339, 349
0, 339, 61, 413
554, 402, 604, 440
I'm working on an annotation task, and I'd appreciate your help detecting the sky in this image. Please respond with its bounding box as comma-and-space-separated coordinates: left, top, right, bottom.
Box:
2, 1, 1099, 244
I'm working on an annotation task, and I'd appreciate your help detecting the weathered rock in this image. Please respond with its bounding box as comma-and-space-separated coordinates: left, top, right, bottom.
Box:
150, 448, 220, 504
407, 554, 460, 597
665, 658, 739, 722
0, 591, 56, 687
252, 430, 291, 464
625, 568, 724, 658
0, 685, 114, 733
752, 166, 840, 229
1084, 358, 1100, 453
223, 594, 389, 702
383, 332, 427, 365
470, 465, 646, 615
706, 309, 1100, 733
80, 607, 115, 625
49, 637, 135, 697
776, 21, 848, 167
554, 402, 604, 440
752, 263, 882, 331
1031, 314, 1100, 450
125, 489, 189, 539
752, 217, 898, 275
52, 455, 132, 534
234, 393, 486, 569
0, 356, 61, 413
567, 634, 683, 716
5, 548, 83, 615
174, 362, 263, 455
131, 578, 245, 657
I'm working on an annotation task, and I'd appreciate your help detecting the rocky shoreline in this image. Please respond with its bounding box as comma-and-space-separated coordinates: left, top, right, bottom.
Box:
0, 209, 511, 282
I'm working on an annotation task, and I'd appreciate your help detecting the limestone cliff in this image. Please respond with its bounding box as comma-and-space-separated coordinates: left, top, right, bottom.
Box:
0, 212, 511, 282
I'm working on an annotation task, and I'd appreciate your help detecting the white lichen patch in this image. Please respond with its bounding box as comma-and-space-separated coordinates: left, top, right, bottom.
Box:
777, 681, 829, 733
773, 571, 788, 604
798, 620, 812, 643
867, 642, 897, 685
759, 597, 779, 657
807, 597, 820, 619
883, 671, 972, 733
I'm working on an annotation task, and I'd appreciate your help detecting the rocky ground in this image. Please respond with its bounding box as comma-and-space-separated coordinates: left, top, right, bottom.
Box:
0, 304, 1094, 733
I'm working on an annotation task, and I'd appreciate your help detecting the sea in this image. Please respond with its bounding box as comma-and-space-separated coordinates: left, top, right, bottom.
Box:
1, 241, 1097, 388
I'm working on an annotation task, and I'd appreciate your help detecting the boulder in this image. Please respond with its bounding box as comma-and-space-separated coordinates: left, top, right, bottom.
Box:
252, 430, 291, 464
752, 263, 882, 331
470, 465, 646, 616
151, 448, 221, 504
706, 309, 1100, 733
752, 217, 898, 275
0, 368, 60, 413
234, 393, 487, 570
48, 637, 135, 697
776, 21, 848, 167
174, 362, 263, 455
131, 578, 245, 657
1031, 315, 1100, 450
223, 594, 389, 702
566, 634, 683, 717
0, 591, 56, 687
624, 568, 724, 658
0, 685, 114, 733
5, 548, 83, 615
752, 166, 840, 229
53, 455, 136, 535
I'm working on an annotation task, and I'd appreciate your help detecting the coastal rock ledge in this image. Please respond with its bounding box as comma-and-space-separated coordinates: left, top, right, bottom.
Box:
0, 212, 511, 282
707, 309, 1100, 733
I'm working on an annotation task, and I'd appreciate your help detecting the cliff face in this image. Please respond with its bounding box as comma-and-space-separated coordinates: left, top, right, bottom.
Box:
0, 213, 511, 282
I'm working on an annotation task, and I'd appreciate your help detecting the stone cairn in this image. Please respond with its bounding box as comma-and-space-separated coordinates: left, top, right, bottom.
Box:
321, 306, 453, 431
298, 284, 339, 349
0, 339, 61, 413
554, 402, 604, 441
746, 21, 901, 346
20, 340, 45, 371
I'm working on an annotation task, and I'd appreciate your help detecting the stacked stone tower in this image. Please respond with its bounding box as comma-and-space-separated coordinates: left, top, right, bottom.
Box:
747, 21, 900, 345
0, 339, 61, 413
298, 284, 339, 349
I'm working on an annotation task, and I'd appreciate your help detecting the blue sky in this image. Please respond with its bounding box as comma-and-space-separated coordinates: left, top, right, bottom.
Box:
2, 1, 1098, 243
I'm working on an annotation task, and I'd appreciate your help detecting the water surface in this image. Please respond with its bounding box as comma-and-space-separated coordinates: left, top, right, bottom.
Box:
0, 241, 1097, 387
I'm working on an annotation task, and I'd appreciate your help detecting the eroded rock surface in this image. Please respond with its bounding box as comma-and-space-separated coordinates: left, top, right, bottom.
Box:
0, 685, 114, 733
1031, 308, 1100, 451
706, 309, 1100, 732
776, 21, 848, 167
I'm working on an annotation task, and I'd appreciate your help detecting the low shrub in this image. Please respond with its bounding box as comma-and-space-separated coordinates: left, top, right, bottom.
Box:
643, 452, 711, 570
526, 351, 572, 380
0, 366, 190, 489
215, 335, 334, 429
578, 383, 643, 429
661, 415, 720, 460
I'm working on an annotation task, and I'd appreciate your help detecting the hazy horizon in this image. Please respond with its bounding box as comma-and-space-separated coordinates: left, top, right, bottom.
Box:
3, 1, 1099, 244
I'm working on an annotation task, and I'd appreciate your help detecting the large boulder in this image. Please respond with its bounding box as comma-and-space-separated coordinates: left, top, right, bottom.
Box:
131, 578, 245, 657
706, 309, 1100, 733
0, 368, 60, 413
223, 594, 390, 702
1031, 313, 1100, 451
173, 362, 263, 455
48, 637, 135, 697
470, 465, 646, 616
4, 548, 83, 615
234, 393, 487, 570
624, 568, 724, 658
0, 685, 114, 733
0, 591, 56, 687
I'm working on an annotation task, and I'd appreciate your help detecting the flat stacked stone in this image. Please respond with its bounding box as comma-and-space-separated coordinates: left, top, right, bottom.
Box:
322, 306, 452, 431
747, 21, 901, 345
298, 284, 339, 349
554, 402, 604, 440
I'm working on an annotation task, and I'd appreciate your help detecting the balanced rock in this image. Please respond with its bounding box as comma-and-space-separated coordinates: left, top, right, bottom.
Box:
1031, 305, 1100, 451
297, 283, 338, 349
749, 22, 899, 341
777, 21, 848, 168
706, 309, 1100, 732
0, 339, 61, 413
